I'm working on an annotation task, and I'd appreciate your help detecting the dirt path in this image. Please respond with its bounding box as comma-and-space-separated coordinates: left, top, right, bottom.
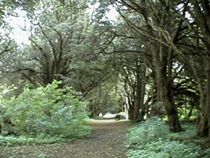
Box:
0, 120, 130, 158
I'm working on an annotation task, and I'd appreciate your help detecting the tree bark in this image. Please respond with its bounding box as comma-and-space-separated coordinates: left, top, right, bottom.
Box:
198, 56, 210, 136
153, 44, 182, 132
157, 66, 183, 132
207, 57, 210, 136
193, 0, 210, 137
127, 59, 146, 121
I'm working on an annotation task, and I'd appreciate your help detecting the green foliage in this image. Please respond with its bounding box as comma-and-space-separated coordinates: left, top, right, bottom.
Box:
126, 117, 209, 158
36, 153, 49, 158
168, 123, 196, 139
0, 135, 65, 146
1, 80, 91, 138
177, 106, 198, 121
127, 140, 201, 158
127, 117, 169, 147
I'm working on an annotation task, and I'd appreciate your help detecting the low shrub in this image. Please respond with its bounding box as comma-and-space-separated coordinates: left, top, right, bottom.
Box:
127, 140, 201, 158
0, 80, 91, 138
126, 117, 208, 158
127, 117, 169, 147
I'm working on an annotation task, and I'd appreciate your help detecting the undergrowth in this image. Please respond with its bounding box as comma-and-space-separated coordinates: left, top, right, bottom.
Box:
126, 117, 210, 158
0, 80, 91, 139
0, 135, 66, 146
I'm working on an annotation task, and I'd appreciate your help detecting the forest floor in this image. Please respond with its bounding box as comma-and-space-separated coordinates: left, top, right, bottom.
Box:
0, 119, 131, 158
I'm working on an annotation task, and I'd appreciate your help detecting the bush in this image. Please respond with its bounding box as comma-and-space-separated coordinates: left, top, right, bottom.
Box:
127, 117, 169, 147
127, 140, 201, 158
0, 80, 91, 138
126, 117, 207, 158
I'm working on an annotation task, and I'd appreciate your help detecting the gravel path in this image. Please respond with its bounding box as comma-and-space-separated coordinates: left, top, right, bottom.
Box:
0, 120, 130, 158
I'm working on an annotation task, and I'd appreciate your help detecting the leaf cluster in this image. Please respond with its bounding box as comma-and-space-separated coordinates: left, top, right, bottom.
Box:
0, 80, 91, 138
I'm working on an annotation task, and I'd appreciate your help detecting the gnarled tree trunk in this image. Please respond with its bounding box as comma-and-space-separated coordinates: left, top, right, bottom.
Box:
152, 44, 182, 132
198, 56, 210, 136
157, 65, 182, 132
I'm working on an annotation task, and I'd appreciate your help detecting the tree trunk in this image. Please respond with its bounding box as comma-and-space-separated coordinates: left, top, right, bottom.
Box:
128, 103, 135, 120
152, 43, 182, 132
191, 0, 210, 138
187, 105, 195, 119
139, 69, 146, 121
133, 61, 146, 121
126, 59, 146, 121
158, 68, 183, 132
207, 57, 210, 137
198, 56, 210, 136
197, 84, 208, 136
